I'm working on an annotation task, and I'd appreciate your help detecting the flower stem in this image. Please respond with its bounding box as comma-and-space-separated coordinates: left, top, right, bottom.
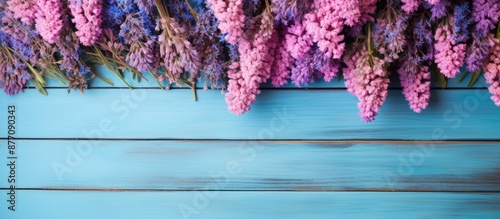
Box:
496, 20, 500, 39
184, 0, 199, 21
149, 70, 165, 90
7, 47, 47, 86
93, 45, 133, 89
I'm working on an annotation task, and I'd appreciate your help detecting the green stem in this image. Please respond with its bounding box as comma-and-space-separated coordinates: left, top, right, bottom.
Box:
43, 68, 66, 85
7, 47, 47, 86
93, 45, 133, 89
86, 51, 147, 81
367, 23, 372, 54
30, 79, 48, 96
184, 0, 199, 21
149, 71, 165, 90
496, 20, 500, 39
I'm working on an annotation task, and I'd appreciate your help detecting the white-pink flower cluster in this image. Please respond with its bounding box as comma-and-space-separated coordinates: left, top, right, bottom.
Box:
398, 65, 431, 113
69, 0, 103, 46
35, 0, 64, 44
205, 0, 245, 45
401, 0, 422, 14
6, 0, 38, 25
434, 25, 466, 78
344, 47, 390, 123
270, 28, 293, 87
225, 13, 278, 115
303, 0, 347, 59
484, 40, 500, 106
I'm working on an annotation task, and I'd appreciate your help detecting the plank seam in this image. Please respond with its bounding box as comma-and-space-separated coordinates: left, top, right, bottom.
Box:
2, 138, 500, 143
1, 188, 499, 193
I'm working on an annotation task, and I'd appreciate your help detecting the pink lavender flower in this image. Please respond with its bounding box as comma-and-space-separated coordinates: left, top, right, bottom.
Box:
290, 51, 314, 86
69, 0, 103, 46
270, 27, 293, 87
483, 39, 500, 106
127, 41, 156, 73
337, 0, 361, 27
313, 49, 339, 82
225, 10, 278, 115
426, 0, 440, 4
205, 0, 245, 45
6, 0, 38, 25
347, 0, 378, 37
434, 25, 466, 78
303, 0, 346, 59
398, 63, 431, 113
34, 0, 64, 44
285, 21, 313, 59
157, 17, 201, 81
401, 0, 421, 14
344, 47, 390, 123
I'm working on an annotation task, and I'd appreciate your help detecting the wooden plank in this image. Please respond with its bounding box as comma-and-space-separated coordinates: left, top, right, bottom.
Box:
0, 191, 498, 219
32, 65, 487, 89
1, 89, 499, 140
1, 140, 498, 191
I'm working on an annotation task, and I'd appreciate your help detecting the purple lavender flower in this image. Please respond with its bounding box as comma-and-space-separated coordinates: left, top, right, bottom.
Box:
157, 17, 201, 82
272, 0, 313, 24
103, 0, 125, 34
472, 0, 500, 38
372, 0, 408, 62
452, 3, 471, 43
57, 32, 89, 93
291, 51, 314, 87
119, 10, 157, 72
466, 0, 500, 72
0, 6, 38, 95
193, 8, 228, 89
313, 48, 339, 82
429, 0, 450, 20
466, 34, 496, 72
412, 15, 434, 62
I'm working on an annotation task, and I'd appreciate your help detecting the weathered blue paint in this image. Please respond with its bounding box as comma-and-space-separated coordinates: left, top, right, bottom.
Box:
1, 89, 499, 140
1, 74, 500, 218
0, 140, 498, 191
0, 191, 499, 219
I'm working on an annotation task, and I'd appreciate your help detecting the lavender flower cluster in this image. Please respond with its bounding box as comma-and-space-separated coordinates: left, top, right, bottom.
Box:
1, 0, 500, 123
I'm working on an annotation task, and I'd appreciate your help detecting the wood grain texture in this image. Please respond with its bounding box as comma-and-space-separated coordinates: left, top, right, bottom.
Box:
0, 191, 499, 219
1, 140, 498, 191
4, 67, 500, 218
2, 89, 499, 140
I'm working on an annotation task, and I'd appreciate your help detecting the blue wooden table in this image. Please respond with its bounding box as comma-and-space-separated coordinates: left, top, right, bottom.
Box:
1, 71, 500, 218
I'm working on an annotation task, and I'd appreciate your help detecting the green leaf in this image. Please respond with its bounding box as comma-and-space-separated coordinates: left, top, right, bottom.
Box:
90, 70, 114, 86
30, 79, 48, 96
8, 48, 47, 86
468, 72, 481, 87
496, 20, 500, 39
457, 71, 469, 83
432, 64, 447, 89
93, 45, 133, 89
